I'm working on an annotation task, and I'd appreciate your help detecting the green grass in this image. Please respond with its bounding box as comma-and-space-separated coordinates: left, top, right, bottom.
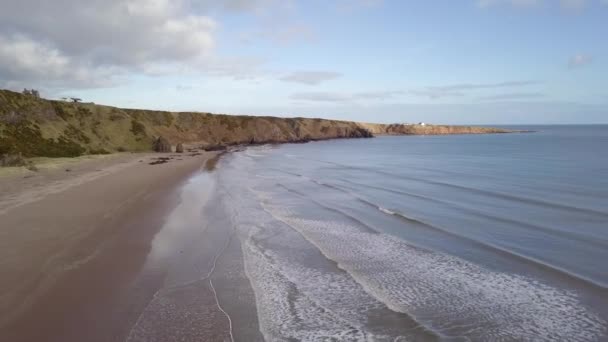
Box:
130, 119, 146, 136
0, 120, 85, 157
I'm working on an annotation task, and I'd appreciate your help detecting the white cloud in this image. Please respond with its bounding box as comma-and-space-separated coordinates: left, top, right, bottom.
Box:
410, 81, 539, 99
409, 89, 465, 99
192, 0, 296, 14
568, 54, 593, 68
290, 90, 404, 102
280, 71, 342, 85
290, 92, 352, 102
202, 56, 267, 80
240, 24, 316, 45
0, 34, 117, 89
291, 83, 539, 102
265, 25, 316, 45
435, 80, 538, 90
0, 0, 216, 65
0, 0, 276, 89
355, 91, 406, 100
478, 92, 545, 101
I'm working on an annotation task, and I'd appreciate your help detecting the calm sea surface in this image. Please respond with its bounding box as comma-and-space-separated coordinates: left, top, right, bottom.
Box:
215, 125, 608, 341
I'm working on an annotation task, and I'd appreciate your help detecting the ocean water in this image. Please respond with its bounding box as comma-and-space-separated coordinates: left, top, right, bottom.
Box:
215, 125, 608, 341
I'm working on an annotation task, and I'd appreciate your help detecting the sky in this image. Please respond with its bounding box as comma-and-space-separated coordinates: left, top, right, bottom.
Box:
0, 0, 606, 124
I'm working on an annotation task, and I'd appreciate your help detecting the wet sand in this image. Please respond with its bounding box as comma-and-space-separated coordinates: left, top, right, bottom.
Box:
0, 152, 231, 341
122, 174, 263, 342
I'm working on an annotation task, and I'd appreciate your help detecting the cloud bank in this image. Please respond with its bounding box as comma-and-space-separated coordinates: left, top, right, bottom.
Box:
0, 0, 265, 89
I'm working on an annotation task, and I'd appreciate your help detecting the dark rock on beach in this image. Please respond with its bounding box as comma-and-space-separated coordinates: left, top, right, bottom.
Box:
1, 153, 27, 167
153, 136, 172, 153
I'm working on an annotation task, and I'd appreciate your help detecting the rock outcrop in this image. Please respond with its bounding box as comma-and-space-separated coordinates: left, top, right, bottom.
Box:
1, 153, 37, 170
153, 136, 172, 152
175, 143, 184, 153
1, 153, 27, 167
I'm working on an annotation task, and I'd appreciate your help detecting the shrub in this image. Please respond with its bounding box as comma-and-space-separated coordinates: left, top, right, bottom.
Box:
65, 124, 91, 143
130, 119, 146, 136
109, 114, 123, 121
0, 120, 85, 157
52, 101, 71, 120
108, 109, 125, 121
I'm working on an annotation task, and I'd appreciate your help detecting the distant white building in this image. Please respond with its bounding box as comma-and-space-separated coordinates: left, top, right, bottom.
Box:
418, 122, 426, 126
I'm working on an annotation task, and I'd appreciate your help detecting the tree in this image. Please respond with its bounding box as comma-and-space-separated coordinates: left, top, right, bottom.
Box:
70, 97, 82, 103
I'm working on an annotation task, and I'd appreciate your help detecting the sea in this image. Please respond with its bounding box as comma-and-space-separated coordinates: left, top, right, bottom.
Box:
204, 125, 608, 341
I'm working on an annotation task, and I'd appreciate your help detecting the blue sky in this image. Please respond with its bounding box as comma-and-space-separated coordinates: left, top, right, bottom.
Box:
0, 0, 606, 124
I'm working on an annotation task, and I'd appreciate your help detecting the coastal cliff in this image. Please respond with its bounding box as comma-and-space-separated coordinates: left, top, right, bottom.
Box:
0, 89, 507, 158
360, 123, 510, 135
0, 89, 371, 158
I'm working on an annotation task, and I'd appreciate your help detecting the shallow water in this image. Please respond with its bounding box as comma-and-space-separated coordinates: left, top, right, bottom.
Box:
216, 125, 608, 341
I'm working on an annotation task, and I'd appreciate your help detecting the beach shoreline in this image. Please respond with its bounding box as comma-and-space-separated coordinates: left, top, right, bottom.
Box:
0, 151, 217, 341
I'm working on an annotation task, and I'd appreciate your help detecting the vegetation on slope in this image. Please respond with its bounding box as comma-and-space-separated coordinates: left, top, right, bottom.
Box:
0, 89, 371, 158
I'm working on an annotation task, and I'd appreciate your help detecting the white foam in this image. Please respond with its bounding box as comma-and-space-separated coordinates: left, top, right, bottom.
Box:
378, 207, 395, 215
242, 233, 376, 341
262, 204, 606, 341
220, 151, 607, 341
221, 187, 411, 340
244, 151, 266, 158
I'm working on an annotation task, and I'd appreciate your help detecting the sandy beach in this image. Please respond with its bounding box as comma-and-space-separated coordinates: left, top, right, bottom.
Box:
0, 151, 226, 341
